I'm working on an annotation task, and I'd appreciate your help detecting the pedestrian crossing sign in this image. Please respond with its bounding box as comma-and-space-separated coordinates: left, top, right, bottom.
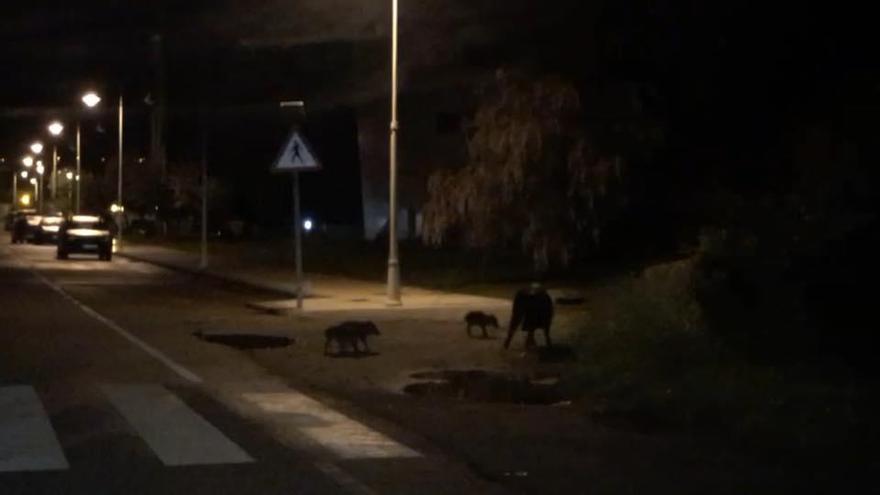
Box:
272, 130, 321, 172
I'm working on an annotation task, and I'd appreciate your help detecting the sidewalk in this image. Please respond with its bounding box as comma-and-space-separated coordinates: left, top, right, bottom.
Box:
120, 244, 510, 314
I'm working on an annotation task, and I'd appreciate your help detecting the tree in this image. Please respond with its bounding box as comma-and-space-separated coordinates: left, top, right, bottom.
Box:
422, 69, 624, 273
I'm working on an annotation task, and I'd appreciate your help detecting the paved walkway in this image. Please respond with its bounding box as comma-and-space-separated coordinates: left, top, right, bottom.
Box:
120, 244, 510, 314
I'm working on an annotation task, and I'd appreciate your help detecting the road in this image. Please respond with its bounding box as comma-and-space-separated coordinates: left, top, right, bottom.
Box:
0, 237, 498, 494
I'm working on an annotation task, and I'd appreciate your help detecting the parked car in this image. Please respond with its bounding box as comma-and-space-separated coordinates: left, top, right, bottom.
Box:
57, 214, 114, 261
35, 214, 64, 245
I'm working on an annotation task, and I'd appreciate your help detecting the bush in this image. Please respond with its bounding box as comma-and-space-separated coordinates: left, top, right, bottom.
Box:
572, 258, 863, 448
574, 259, 722, 427
574, 260, 871, 448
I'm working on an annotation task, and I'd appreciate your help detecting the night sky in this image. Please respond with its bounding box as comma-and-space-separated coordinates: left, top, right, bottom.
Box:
1, 1, 876, 230
1, 1, 589, 228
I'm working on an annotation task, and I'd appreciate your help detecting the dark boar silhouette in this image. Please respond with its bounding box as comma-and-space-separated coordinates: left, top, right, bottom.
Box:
324, 321, 381, 355
464, 311, 499, 338
504, 285, 554, 349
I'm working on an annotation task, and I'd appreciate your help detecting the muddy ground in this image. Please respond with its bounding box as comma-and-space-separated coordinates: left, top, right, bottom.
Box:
188, 297, 842, 495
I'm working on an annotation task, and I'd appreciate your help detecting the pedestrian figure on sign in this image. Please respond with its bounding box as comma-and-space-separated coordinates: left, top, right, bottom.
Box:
291, 141, 303, 164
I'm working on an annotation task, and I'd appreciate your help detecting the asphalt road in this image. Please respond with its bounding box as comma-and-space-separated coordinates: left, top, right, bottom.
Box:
0, 237, 496, 494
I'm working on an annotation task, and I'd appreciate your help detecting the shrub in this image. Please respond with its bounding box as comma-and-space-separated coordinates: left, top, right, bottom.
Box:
574, 259, 721, 426
572, 257, 864, 448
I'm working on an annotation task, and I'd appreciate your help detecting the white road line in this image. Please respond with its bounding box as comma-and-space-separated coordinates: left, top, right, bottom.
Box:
27, 267, 202, 384
242, 391, 421, 460
0, 386, 69, 472
102, 384, 253, 466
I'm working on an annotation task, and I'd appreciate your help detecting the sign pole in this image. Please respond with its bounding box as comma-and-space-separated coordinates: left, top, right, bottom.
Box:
293, 170, 304, 309
275, 101, 316, 311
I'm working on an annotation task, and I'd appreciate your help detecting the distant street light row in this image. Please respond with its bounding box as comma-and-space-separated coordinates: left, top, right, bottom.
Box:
13, 91, 123, 219
10, 92, 120, 242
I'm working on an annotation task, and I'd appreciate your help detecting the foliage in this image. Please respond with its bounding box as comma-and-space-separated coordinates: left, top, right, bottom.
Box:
422, 69, 625, 273
572, 259, 865, 447
575, 260, 708, 395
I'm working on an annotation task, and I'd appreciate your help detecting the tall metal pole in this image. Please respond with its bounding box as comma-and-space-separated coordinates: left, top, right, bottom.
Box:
117, 95, 124, 251
386, 0, 402, 305
293, 171, 304, 309
12, 174, 17, 208
75, 123, 81, 213
51, 145, 58, 203
38, 175, 43, 213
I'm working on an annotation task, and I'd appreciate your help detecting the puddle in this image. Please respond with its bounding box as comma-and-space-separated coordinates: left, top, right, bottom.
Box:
403, 370, 568, 405
193, 331, 294, 350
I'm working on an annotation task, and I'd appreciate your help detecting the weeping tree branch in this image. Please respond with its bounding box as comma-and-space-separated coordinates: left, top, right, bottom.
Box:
423, 69, 625, 274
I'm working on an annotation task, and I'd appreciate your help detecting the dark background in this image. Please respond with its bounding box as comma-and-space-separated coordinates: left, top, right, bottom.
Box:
1, 1, 877, 239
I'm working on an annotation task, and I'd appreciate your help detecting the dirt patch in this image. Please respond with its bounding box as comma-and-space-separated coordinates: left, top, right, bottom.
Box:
403, 369, 568, 405
192, 331, 294, 350
535, 344, 578, 363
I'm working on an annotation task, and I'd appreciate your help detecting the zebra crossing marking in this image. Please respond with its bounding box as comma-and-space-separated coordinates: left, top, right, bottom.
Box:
102, 384, 253, 466
242, 391, 421, 459
0, 386, 69, 472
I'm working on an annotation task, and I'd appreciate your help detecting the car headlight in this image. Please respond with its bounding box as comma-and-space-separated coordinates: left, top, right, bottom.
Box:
42, 225, 60, 233
68, 229, 109, 237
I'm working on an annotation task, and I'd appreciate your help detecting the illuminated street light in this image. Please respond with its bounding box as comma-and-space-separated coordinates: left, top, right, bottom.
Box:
66, 171, 74, 180
82, 92, 101, 108
20, 171, 28, 179
48, 121, 64, 136
47, 121, 64, 201
36, 163, 44, 175
76, 93, 101, 213
80, 91, 124, 249
22, 156, 34, 167
29, 178, 37, 185
303, 219, 314, 232
30, 142, 43, 154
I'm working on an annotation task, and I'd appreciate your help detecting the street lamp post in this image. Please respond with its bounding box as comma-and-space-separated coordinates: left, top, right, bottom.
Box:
28, 144, 43, 212
17, 170, 30, 207
76, 123, 81, 212
117, 95, 124, 251
386, 0, 402, 305
76, 92, 123, 247
65, 171, 74, 211
48, 121, 64, 205
79, 92, 102, 213
29, 178, 38, 207
36, 161, 45, 213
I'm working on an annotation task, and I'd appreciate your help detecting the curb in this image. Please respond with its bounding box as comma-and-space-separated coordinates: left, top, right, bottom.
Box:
118, 251, 303, 298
